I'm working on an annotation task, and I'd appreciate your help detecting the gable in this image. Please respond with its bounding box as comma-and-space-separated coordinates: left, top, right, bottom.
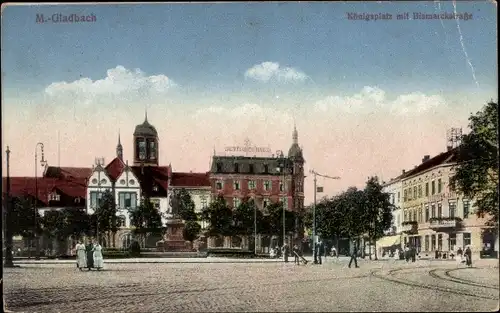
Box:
87, 167, 113, 188
115, 167, 140, 188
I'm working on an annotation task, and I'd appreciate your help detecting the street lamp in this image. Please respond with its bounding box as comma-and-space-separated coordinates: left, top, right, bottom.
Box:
4, 146, 15, 267
276, 151, 287, 248
309, 169, 340, 263
34, 142, 47, 260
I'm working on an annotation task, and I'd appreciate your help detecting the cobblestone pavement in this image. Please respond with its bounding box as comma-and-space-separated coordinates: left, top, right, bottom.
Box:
4, 258, 499, 312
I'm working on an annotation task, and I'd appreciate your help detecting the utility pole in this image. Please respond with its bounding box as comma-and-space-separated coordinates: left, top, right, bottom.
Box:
309, 169, 340, 264
4, 146, 14, 267
34, 142, 46, 260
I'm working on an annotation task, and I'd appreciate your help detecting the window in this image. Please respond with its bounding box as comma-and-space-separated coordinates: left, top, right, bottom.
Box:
234, 163, 239, 173
48, 192, 60, 202
263, 164, 269, 174
264, 180, 271, 191
233, 181, 240, 190
281, 197, 288, 209
200, 197, 208, 209
407, 189, 411, 201
279, 181, 285, 192
263, 198, 270, 208
90, 191, 103, 209
248, 180, 256, 190
216, 162, 222, 172
216, 181, 223, 190
437, 202, 442, 218
463, 233, 471, 247
404, 211, 408, 222
119, 192, 137, 210
449, 201, 456, 218
249, 164, 254, 173
437, 179, 442, 193
425, 183, 429, 196
397, 192, 400, 203
412, 210, 417, 222
437, 234, 442, 251
431, 204, 436, 218
297, 181, 303, 192
463, 200, 470, 218
413, 187, 417, 199
418, 185, 422, 198
418, 208, 423, 223
449, 233, 457, 251
431, 234, 436, 251
233, 198, 240, 208
431, 181, 436, 195
425, 206, 429, 222
403, 190, 407, 202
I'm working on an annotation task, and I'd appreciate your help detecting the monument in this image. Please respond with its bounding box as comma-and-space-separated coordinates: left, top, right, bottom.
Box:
162, 191, 191, 252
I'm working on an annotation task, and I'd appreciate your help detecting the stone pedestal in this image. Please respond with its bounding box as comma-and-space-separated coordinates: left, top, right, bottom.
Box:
161, 219, 191, 252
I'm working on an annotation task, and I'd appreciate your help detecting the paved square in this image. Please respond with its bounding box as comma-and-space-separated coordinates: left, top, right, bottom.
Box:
3, 258, 499, 312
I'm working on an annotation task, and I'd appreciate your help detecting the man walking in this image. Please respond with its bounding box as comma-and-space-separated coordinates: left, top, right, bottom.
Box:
317, 240, 324, 265
348, 240, 359, 268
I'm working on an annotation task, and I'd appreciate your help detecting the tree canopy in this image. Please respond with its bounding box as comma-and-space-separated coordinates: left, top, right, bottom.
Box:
174, 188, 198, 221
450, 101, 499, 226
129, 196, 165, 238
200, 194, 233, 237
10, 195, 42, 238
93, 189, 119, 236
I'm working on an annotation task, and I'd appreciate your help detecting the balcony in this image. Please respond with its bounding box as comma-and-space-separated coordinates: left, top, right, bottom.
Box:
401, 221, 418, 234
429, 217, 462, 229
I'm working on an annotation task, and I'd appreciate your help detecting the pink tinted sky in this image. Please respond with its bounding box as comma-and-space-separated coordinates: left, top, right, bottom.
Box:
2, 65, 495, 205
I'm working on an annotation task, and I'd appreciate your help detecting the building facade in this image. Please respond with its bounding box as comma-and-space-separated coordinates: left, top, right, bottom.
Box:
208, 126, 305, 251
401, 149, 498, 257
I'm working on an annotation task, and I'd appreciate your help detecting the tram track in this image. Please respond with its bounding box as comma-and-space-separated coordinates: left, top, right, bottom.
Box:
371, 267, 499, 301
429, 268, 499, 290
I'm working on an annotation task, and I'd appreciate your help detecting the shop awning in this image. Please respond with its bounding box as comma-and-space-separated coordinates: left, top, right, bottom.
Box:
376, 235, 401, 248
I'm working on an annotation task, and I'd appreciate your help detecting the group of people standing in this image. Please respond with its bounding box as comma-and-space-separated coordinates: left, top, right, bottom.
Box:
75, 240, 104, 271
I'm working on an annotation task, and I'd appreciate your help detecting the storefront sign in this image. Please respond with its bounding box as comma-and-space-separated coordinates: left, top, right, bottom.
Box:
223, 138, 272, 155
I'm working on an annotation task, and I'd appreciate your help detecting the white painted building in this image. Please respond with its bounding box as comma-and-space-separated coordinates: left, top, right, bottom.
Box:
382, 174, 404, 235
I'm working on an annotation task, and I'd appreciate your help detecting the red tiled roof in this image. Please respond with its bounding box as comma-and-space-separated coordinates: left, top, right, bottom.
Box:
44, 166, 92, 180
130, 166, 170, 196
2, 177, 86, 205
105, 157, 126, 182
402, 148, 458, 179
171, 172, 210, 187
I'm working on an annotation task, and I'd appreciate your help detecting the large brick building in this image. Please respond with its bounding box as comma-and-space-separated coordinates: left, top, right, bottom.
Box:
208, 125, 305, 252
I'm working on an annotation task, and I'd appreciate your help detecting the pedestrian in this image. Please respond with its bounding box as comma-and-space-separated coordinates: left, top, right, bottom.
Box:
93, 242, 104, 270
464, 245, 472, 267
293, 244, 300, 265
317, 240, 324, 265
348, 240, 359, 268
331, 246, 337, 257
75, 240, 87, 271
85, 239, 95, 271
404, 245, 410, 262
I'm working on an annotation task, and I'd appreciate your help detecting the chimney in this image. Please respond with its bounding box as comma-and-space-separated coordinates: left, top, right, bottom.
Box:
422, 155, 430, 163
402, 169, 406, 175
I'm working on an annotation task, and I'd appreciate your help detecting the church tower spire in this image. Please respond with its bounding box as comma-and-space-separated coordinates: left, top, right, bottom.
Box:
116, 130, 123, 161
292, 122, 298, 145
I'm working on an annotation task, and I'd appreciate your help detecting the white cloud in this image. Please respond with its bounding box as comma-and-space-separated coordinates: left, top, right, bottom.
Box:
244, 62, 308, 83
44, 66, 176, 102
315, 86, 446, 115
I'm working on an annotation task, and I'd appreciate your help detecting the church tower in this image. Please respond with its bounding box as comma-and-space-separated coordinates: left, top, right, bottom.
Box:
133, 110, 159, 166
287, 123, 305, 243
116, 131, 123, 161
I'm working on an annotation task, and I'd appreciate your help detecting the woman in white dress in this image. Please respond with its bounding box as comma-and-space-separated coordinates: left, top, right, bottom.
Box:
93, 242, 104, 270
75, 240, 87, 271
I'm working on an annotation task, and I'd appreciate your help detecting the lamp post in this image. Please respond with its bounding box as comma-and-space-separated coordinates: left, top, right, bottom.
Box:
276, 151, 287, 248
254, 201, 257, 255
4, 146, 15, 267
309, 169, 340, 263
34, 142, 47, 260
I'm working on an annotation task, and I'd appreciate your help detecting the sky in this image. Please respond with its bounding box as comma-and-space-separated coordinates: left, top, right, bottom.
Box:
1, 1, 498, 204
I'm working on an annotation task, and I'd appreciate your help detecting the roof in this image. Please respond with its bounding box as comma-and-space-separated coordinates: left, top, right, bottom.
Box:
130, 166, 170, 197
210, 155, 293, 175
288, 143, 304, 159
44, 166, 92, 180
2, 177, 86, 205
104, 157, 126, 181
134, 115, 158, 137
171, 172, 210, 187
401, 148, 458, 180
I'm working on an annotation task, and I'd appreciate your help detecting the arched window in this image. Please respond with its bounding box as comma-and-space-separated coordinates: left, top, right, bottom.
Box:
118, 215, 127, 228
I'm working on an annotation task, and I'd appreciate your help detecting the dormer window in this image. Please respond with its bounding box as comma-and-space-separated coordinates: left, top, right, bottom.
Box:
48, 192, 60, 202
153, 184, 158, 192
249, 164, 254, 173
74, 197, 81, 204
263, 164, 269, 174
234, 163, 239, 173
216, 162, 223, 172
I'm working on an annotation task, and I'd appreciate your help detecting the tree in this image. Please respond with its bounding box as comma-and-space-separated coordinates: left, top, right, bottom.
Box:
362, 176, 394, 260
10, 195, 42, 239
129, 196, 165, 246
61, 208, 91, 240
200, 194, 233, 237
41, 210, 67, 255
93, 189, 119, 243
174, 189, 198, 221
450, 101, 499, 227
233, 197, 257, 237
183, 221, 202, 249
